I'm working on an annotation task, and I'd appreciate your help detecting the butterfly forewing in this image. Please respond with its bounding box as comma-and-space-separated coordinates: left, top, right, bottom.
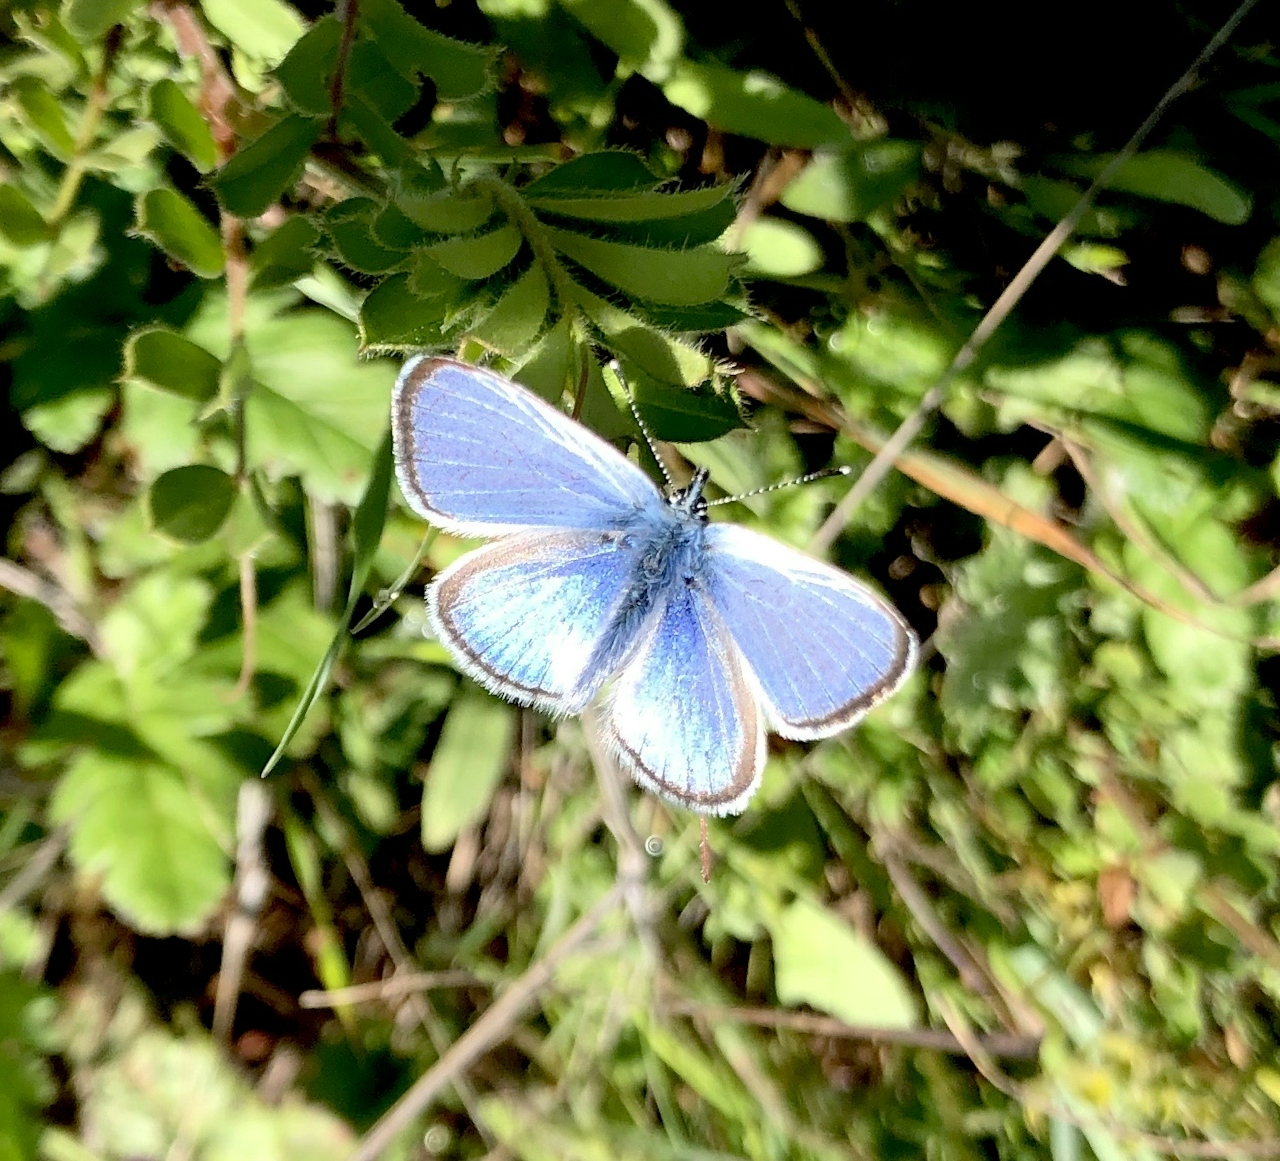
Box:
602, 584, 765, 816
702, 523, 916, 739
392, 356, 662, 537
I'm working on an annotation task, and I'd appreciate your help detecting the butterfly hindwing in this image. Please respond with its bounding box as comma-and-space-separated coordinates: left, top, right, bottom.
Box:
430, 528, 649, 714
702, 523, 916, 740
393, 357, 662, 537
602, 583, 764, 816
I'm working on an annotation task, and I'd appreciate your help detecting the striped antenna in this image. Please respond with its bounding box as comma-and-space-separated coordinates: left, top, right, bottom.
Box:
607, 359, 674, 489
705, 465, 852, 508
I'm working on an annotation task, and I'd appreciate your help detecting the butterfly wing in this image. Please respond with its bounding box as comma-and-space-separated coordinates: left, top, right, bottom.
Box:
702, 523, 916, 740
393, 356, 662, 537
429, 528, 652, 714
601, 584, 765, 816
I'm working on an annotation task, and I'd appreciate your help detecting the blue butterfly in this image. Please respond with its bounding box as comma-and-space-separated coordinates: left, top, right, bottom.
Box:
391, 357, 917, 815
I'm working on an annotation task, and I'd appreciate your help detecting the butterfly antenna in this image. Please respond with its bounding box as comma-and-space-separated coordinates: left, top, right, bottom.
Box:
704, 465, 853, 508
608, 359, 674, 489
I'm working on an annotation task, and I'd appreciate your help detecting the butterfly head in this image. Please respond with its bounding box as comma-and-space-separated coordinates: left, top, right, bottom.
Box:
666, 468, 710, 522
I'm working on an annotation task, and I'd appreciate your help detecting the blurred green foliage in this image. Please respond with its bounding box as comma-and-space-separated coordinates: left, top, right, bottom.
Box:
1, 0, 1279, 1158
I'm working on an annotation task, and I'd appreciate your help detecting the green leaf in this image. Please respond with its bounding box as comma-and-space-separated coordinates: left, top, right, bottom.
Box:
133, 188, 225, 278
1062, 241, 1129, 277
1057, 150, 1252, 225
0, 186, 51, 247
549, 226, 734, 305
1252, 236, 1280, 319
21, 392, 114, 455
210, 114, 323, 217
522, 151, 659, 197
936, 529, 1081, 753
770, 897, 918, 1028
202, 0, 306, 64
326, 199, 409, 275
513, 317, 576, 402
146, 79, 218, 172
632, 376, 739, 442
342, 91, 414, 167
408, 249, 469, 299
52, 751, 231, 935
780, 141, 922, 223
0, 974, 48, 1159
64, 0, 144, 39
183, 296, 394, 502
261, 430, 394, 777
421, 692, 516, 852
395, 184, 493, 233
243, 340, 392, 504
469, 263, 551, 354
274, 15, 342, 115
557, 0, 683, 79
528, 182, 738, 248
739, 218, 823, 277
147, 465, 238, 543
250, 215, 321, 289
663, 61, 847, 148
13, 79, 77, 160
359, 271, 453, 350
347, 39, 422, 122
124, 327, 222, 402
370, 202, 427, 250
360, 0, 497, 101
99, 572, 213, 679
524, 183, 732, 222
427, 222, 524, 279
984, 334, 1211, 444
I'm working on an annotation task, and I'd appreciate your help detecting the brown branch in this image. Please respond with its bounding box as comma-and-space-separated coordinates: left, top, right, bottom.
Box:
327, 0, 360, 133
298, 971, 480, 1009
665, 1000, 1040, 1058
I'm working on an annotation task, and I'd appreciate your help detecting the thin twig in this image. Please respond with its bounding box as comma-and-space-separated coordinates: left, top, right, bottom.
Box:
308, 497, 339, 614
0, 558, 100, 654
807, 0, 1264, 553
327, 0, 360, 133
664, 1000, 1041, 1058
349, 883, 626, 1161
229, 552, 258, 702
212, 781, 273, 1042
299, 971, 480, 1009
46, 25, 123, 227
881, 850, 1009, 1020
0, 829, 67, 917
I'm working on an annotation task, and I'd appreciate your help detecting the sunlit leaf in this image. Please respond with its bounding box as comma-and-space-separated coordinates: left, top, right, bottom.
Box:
133, 188, 225, 278
421, 692, 516, 852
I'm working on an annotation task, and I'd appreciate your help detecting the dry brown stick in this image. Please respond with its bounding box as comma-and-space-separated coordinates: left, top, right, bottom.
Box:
0, 559, 100, 654
299, 971, 480, 1009
229, 551, 258, 702
663, 1000, 1040, 1058
212, 780, 273, 1042
349, 883, 626, 1161
0, 829, 67, 918
881, 851, 1015, 1029
807, 0, 1264, 553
